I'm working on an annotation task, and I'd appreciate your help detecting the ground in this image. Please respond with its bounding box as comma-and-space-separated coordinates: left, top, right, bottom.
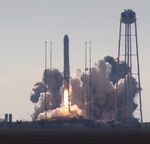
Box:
0, 129, 150, 144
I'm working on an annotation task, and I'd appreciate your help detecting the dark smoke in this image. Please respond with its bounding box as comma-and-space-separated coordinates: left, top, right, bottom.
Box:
30, 69, 63, 120
30, 82, 45, 103
103, 56, 130, 84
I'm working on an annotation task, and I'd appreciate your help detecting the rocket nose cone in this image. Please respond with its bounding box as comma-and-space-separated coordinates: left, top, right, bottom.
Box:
64, 34, 69, 42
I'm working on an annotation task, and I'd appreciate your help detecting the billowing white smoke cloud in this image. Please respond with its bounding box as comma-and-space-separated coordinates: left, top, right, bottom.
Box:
71, 55, 139, 121
30, 56, 140, 121
38, 105, 83, 120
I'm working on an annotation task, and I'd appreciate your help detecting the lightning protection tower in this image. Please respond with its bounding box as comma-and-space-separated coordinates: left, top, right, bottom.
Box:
116, 9, 143, 123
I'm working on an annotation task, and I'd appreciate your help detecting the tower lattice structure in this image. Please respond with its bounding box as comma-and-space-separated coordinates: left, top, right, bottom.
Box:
116, 9, 143, 123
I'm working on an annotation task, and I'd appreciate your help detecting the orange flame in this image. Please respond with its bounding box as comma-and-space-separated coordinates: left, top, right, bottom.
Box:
64, 89, 69, 109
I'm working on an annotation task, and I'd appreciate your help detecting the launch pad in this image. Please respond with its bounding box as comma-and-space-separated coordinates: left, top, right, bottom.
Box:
29, 9, 143, 126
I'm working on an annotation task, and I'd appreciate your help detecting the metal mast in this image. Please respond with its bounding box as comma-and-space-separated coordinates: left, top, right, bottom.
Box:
89, 41, 92, 120
117, 9, 143, 123
44, 41, 47, 118
49, 42, 52, 111
84, 42, 88, 117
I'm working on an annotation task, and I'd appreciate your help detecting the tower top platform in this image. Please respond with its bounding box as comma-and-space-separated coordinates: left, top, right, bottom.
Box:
121, 9, 136, 24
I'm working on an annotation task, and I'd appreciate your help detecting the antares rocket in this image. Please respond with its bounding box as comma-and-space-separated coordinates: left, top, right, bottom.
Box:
64, 35, 70, 90
62, 34, 71, 110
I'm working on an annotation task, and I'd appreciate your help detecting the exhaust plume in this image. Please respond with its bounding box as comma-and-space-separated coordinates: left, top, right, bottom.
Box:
30, 55, 140, 121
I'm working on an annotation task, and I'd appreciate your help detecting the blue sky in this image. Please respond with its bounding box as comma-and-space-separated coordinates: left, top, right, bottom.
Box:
0, 0, 149, 122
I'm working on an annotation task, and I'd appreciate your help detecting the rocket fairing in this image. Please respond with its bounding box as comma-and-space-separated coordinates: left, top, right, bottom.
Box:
63, 34, 70, 90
